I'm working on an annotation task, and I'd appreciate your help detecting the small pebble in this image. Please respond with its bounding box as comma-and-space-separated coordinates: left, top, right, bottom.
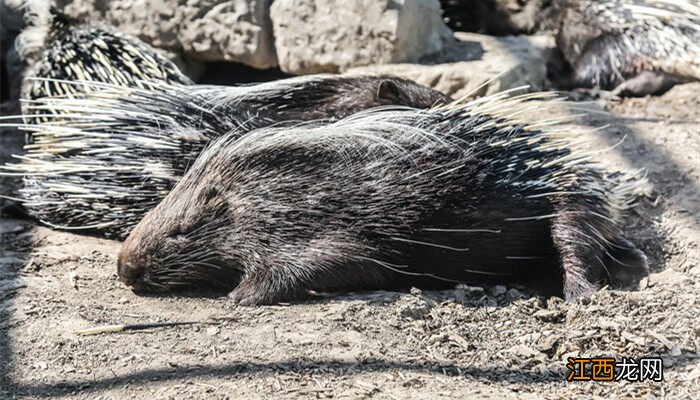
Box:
506, 288, 521, 301
490, 285, 507, 297
206, 326, 220, 336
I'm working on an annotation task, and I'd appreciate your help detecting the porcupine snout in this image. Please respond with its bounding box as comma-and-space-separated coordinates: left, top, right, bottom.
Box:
117, 248, 147, 291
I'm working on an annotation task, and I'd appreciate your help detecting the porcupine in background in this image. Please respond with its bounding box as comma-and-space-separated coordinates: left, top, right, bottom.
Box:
0, 8, 193, 212
440, 0, 700, 96
547, 0, 700, 96
19, 10, 193, 109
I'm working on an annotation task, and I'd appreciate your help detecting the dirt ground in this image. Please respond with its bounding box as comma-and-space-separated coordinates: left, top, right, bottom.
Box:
1, 83, 698, 399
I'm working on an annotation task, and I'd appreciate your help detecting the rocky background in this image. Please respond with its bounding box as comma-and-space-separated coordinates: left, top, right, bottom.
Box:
1, 0, 549, 96
0, 1, 698, 399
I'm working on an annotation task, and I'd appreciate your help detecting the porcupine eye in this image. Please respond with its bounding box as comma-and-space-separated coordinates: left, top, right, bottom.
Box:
167, 224, 187, 240
165, 187, 221, 241
203, 186, 220, 202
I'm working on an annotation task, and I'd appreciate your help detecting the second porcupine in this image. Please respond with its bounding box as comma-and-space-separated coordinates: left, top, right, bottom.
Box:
117, 93, 649, 305
440, 0, 700, 96
8, 76, 450, 239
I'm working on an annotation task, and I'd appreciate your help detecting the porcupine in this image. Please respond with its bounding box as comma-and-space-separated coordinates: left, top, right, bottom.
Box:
1, 13, 451, 238
5, 75, 451, 239
117, 92, 649, 305
19, 10, 192, 105
1, 8, 188, 217
440, 0, 700, 96
545, 0, 700, 96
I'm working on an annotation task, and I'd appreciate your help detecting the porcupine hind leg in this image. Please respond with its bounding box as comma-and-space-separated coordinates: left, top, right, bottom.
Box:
550, 198, 648, 301
611, 71, 691, 97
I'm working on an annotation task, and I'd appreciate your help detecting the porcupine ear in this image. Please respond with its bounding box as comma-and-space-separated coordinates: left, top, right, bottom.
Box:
376, 80, 403, 103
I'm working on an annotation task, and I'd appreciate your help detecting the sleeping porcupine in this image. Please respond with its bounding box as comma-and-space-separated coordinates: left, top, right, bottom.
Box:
117, 93, 649, 305
441, 0, 700, 96
2, 13, 450, 238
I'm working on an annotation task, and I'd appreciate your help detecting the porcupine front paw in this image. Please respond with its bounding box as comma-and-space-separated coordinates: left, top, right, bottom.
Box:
602, 236, 649, 287
227, 271, 306, 306
228, 285, 267, 306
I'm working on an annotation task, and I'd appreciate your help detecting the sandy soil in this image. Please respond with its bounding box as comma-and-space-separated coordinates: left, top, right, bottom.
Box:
1, 84, 698, 399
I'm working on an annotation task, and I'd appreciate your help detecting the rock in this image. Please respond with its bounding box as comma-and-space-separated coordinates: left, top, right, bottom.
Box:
1, 0, 51, 33
67, 272, 79, 290
489, 285, 507, 297
506, 288, 521, 302
535, 334, 559, 353
59, 0, 277, 70
176, 0, 277, 68
271, 0, 452, 74
206, 326, 220, 336
398, 288, 436, 319
507, 344, 542, 359
2, 0, 51, 100
348, 32, 552, 100
533, 309, 564, 323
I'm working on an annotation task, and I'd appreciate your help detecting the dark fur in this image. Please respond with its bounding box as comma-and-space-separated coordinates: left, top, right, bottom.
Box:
118, 103, 648, 305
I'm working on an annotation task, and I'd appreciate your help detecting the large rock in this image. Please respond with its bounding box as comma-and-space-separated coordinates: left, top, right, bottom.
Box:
348, 32, 554, 100
270, 0, 452, 74
1, 0, 51, 34
58, 0, 277, 69
178, 0, 276, 67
